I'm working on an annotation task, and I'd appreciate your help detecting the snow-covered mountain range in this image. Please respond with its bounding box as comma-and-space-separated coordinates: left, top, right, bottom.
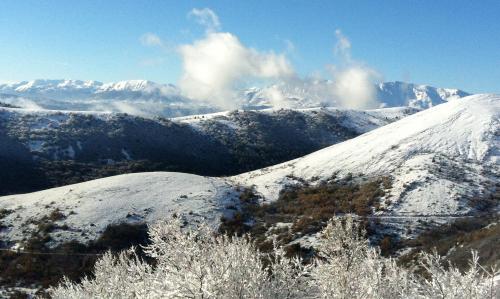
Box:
0, 80, 214, 117
0, 79, 470, 117
0, 93, 497, 247
0, 79, 177, 100
244, 80, 469, 110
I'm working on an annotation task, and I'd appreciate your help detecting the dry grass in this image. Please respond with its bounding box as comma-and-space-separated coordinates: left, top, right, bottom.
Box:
399, 216, 500, 271
0, 222, 150, 297
220, 177, 391, 258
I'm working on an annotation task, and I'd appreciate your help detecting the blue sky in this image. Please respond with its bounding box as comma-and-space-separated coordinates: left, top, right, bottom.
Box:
0, 0, 499, 93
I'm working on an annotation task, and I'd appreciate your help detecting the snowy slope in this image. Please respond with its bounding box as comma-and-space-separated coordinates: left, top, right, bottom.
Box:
0, 172, 238, 247
235, 94, 499, 218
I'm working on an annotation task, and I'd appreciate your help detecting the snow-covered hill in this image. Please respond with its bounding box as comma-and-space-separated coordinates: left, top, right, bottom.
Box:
0, 79, 469, 116
0, 172, 238, 247
174, 106, 417, 135
235, 94, 499, 222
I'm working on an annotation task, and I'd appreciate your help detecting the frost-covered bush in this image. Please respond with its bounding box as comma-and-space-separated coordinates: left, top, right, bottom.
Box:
50, 218, 311, 299
50, 215, 498, 299
310, 216, 498, 298
310, 216, 416, 298
418, 251, 498, 299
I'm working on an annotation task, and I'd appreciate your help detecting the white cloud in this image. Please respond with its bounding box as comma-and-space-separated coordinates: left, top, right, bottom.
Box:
178, 31, 294, 109
188, 8, 221, 32
334, 29, 352, 61
2, 96, 44, 110
140, 33, 164, 47
330, 65, 381, 109
257, 29, 382, 110
141, 8, 382, 110
259, 29, 382, 110
179, 8, 294, 108
329, 29, 381, 109
111, 101, 150, 116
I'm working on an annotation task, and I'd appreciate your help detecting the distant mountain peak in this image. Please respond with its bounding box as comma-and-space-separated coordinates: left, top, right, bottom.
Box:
244, 81, 470, 110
